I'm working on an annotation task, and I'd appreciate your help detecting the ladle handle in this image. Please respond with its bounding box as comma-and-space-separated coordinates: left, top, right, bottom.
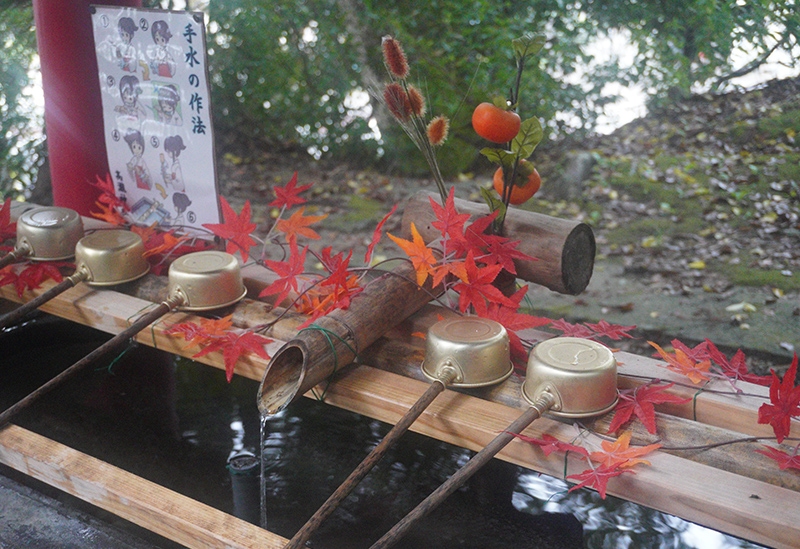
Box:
0, 248, 28, 270
0, 274, 83, 331
284, 379, 449, 549
0, 300, 173, 429
369, 394, 556, 549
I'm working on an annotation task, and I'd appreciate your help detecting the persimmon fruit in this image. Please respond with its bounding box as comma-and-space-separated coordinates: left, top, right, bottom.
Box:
472, 102, 521, 143
492, 160, 541, 205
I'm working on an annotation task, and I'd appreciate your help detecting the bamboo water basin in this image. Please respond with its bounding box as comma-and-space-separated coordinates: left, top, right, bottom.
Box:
1, 212, 798, 549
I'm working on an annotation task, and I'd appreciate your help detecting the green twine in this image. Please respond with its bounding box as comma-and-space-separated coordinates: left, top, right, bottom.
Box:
99, 341, 136, 374
299, 323, 357, 402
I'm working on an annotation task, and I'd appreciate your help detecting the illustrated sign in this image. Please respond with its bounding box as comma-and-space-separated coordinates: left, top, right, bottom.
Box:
91, 6, 220, 234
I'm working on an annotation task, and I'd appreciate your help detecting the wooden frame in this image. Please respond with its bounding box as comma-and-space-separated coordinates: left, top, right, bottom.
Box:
1, 260, 799, 548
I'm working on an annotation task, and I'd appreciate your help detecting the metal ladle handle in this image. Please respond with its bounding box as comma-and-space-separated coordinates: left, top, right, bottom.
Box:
284, 367, 460, 549
0, 293, 184, 430
0, 245, 31, 270
0, 270, 88, 331
368, 392, 557, 549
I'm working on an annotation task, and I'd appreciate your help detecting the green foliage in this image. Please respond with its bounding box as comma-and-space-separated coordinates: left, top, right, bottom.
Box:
0, 3, 45, 199
588, 0, 800, 101
206, 0, 377, 162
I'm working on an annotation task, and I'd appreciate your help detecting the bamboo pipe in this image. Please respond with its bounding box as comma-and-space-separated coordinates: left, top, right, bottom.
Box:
401, 191, 595, 295
257, 261, 440, 415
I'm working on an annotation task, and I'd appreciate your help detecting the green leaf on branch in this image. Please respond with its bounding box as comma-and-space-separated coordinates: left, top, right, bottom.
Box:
480, 147, 516, 167
512, 33, 546, 60
512, 117, 543, 159
479, 186, 507, 232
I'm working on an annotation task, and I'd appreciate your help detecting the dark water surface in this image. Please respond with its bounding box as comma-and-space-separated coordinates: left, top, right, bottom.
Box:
0, 315, 764, 549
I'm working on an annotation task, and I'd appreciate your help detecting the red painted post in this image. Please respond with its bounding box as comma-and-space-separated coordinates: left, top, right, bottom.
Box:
33, 0, 141, 215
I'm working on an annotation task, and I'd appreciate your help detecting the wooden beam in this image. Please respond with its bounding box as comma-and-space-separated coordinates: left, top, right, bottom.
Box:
0, 425, 287, 549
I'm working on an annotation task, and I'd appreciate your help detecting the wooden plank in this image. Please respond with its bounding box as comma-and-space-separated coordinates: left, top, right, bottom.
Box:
0, 425, 287, 549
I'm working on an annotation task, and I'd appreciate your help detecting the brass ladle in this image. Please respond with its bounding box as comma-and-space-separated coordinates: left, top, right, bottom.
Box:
0, 229, 150, 330
285, 317, 514, 549
369, 337, 619, 549
0, 250, 247, 428
0, 206, 83, 269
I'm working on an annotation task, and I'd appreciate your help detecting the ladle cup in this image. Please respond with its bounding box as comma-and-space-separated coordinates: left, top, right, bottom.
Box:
284, 317, 513, 549
0, 250, 247, 429
369, 337, 618, 549
0, 229, 150, 330
0, 206, 84, 269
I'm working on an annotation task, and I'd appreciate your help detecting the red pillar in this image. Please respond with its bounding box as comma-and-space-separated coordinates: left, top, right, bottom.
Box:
33, 0, 141, 215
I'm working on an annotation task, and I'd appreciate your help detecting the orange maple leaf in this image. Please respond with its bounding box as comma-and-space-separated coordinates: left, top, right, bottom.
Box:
431, 259, 467, 288
165, 315, 234, 350
91, 200, 127, 225
142, 231, 189, 259
275, 206, 327, 244
589, 431, 661, 469
649, 340, 712, 384
387, 222, 437, 286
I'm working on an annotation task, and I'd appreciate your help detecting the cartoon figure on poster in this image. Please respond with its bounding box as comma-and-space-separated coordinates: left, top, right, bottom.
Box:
152, 84, 182, 125
115, 17, 139, 73
146, 20, 177, 79
114, 75, 147, 129
171, 192, 192, 226
93, 7, 221, 235
161, 135, 185, 192
124, 130, 153, 191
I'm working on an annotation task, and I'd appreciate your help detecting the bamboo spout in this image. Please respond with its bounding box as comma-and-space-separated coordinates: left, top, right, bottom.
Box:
257, 261, 440, 416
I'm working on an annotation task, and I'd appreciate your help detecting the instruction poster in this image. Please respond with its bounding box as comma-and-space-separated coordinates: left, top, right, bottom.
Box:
91, 6, 221, 234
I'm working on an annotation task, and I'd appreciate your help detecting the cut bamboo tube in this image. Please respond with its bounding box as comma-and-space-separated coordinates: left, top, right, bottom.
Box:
257, 261, 441, 415
401, 191, 595, 294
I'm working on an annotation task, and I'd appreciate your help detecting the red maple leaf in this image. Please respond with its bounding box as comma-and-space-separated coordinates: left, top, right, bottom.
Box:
364, 204, 398, 265
585, 319, 636, 340
259, 242, 308, 305
479, 234, 535, 275
275, 206, 327, 244
509, 432, 590, 458
476, 284, 551, 367
193, 330, 273, 382
452, 251, 517, 313
429, 187, 470, 242
567, 462, 634, 499
607, 382, 692, 434
757, 353, 800, 443
2, 262, 69, 297
549, 319, 596, 338
702, 339, 771, 386
1, 197, 16, 241
202, 197, 257, 262
269, 171, 313, 209
755, 443, 800, 471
